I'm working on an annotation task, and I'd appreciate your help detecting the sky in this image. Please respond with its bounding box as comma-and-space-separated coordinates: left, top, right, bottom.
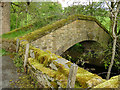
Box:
57, 0, 110, 9
57, 0, 89, 8
1, 0, 115, 9
2, 0, 114, 2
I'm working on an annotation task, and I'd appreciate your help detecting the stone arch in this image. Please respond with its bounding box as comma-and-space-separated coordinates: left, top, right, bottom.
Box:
60, 40, 105, 66
31, 20, 111, 56
55, 39, 103, 55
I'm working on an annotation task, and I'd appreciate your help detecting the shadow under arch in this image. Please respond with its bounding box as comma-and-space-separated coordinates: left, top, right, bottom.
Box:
55, 39, 104, 56
59, 40, 105, 67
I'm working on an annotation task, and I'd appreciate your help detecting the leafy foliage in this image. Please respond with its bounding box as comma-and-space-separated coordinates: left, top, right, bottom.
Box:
102, 43, 120, 70
10, 2, 63, 30
13, 53, 24, 72
6, 1, 120, 76
0, 49, 8, 56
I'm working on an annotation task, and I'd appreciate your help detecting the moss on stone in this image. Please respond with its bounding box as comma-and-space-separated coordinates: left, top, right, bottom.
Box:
75, 81, 82, 88
53, 61, 69, 77
12, 41, 106, 88
28, 58, 56, 77
50, 81, 58, 88
20, 14, 110, 43
29, 46, 58, 67
65, 61, 72, 68
28, 58, 69, 88
27, 46, 105, 88
76, 67, 105, 88
20, 40, 29, 47
94, 75, 120, 88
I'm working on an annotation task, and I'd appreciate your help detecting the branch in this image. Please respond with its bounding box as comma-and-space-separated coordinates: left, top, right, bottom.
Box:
116, 2, 120, 14
105, 1, 113, 11
117, 33, 120, 37
106, 1, 120, 80
105, 1, 116, 19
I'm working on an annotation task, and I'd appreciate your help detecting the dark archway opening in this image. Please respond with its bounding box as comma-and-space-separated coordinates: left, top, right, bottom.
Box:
61, 40, 119, 79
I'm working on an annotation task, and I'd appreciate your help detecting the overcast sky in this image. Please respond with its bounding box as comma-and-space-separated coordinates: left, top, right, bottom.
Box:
57, 0, 90, 8
1, 0, 112, 9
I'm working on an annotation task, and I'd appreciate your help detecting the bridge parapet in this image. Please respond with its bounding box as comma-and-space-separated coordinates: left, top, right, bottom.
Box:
2, 38, 119, 88
15, 40, 105, 88
1, 38, 106, 88
20, 15, 111, 43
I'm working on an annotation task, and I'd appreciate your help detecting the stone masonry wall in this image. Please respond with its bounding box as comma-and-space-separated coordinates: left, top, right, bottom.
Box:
31, 20, 111, 55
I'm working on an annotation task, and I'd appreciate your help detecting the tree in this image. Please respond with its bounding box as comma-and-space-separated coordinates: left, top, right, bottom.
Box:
106, 1, 120, 80
10, 2, 63, 30
0, 2, 10, 34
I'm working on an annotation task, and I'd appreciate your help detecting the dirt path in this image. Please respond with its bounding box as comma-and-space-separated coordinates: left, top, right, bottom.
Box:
0, 55, 43, 89
1, 55, 20, 88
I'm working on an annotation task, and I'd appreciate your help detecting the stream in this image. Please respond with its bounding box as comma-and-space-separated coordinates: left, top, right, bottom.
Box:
61, 41, 120, 79
78, 63, 119, 79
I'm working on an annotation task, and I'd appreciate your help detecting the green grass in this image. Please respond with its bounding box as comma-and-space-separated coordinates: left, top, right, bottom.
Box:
1, 15, 63, 39
0, 48, 8, 56
2, 29, 33, 39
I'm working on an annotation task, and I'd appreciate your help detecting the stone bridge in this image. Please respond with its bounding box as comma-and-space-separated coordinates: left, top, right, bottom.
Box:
2, 15, 117, 88
30, 15, 111, 56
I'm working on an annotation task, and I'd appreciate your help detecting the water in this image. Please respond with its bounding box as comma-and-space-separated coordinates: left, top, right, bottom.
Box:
78, 63, 120, 79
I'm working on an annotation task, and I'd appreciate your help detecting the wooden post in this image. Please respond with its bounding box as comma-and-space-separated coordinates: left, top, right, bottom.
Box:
24, 43, 29, 72
67, 63, 78, 88
30, 50, 35, 58
16, 39, 20, 53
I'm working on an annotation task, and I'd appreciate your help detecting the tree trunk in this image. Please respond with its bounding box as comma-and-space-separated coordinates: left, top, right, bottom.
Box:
109, 2, 118, 34
106, 36, 117, 80
106, 2, 120, 79
0, 3, 2, 35
1, 2, 10, 34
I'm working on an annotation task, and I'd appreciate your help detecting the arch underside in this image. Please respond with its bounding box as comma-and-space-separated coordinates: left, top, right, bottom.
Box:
55, 39, 102, 55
